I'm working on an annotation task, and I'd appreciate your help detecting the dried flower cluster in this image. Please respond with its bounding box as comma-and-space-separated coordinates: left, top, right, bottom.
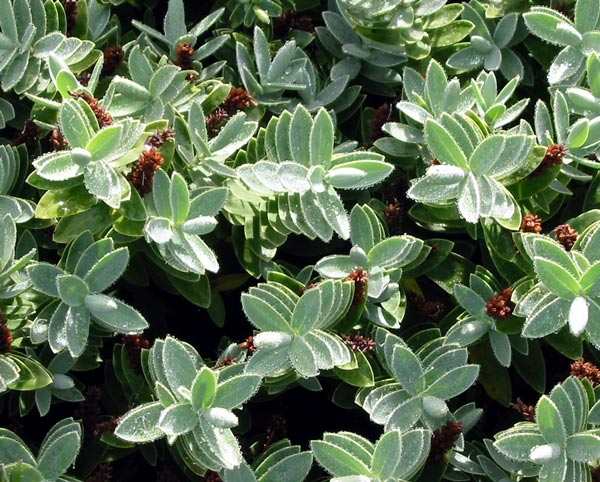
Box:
102, 45, 124, 77
408, 291, 446, 321
50, 128, 69, 151
86, 463, 112, 482
0, 310, 12, 354
274, 9, 315, 37
146, 128, 174, 149
570, 358, 600, 387
14, 119, 41, 154
74, 386, 103, 440
62, 0, 78, 35
370, 103, 396, 142
384, 198, 404, 235
520, 213, 543, 233
70, 91, 113, 127
346, 268, 369, 307
429, 421, 463, 464
342, 333, 376, 352
530, 143, 567, 177
122, 334, 150, 374
263, 415, 287, 451
127, 146, 165, 196
511, 398, 536, 421
486, 288, 514, 319
554, 224, 579, 250
206, 88, 256, 136
239, 336, 256, 354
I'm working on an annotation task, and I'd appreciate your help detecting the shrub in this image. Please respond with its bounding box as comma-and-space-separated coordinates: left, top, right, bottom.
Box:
2, 0, 600, 481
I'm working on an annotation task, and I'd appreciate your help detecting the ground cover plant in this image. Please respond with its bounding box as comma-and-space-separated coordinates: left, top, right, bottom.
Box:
3, 0, 600, 480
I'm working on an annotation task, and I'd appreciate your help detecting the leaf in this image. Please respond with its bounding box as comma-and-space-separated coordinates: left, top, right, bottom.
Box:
84, 247, 129, 293
424, 364, 479, 400
291, 288, 320, 335
524, 8, 582, 47
311, 440, 371, 477
371, 431, 401, 480
522, 297, 569, 338
115, 401, 164, 443
241, 293, 290, 332
494, 432, 545, 461
191, 367, 217, 411
425, 119, 468, 169
33, 151, 81, 181
310, 108, 334, 167
390, 345, 425, 395
289, 336, 318, 377
27, 263, 66, 297
566, 433, 600, 462
84, 294, 148, 333
158, 403, 196, 436
37, 429, 81, 480
169, 172, 190, 225
536, 396, 566, 446
368, 236, 423, 270
326, 160, 393, 190
213, 375, 262, 410
533, 257, 580, 298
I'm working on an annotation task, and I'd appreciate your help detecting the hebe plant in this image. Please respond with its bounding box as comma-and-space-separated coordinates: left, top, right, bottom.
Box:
4, 0, 600, 481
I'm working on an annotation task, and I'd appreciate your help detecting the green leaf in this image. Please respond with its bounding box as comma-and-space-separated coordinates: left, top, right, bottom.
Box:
310, 108, 334, 167
84, 247, 129, 293
424, 364, 479, 400
368, 236, 423, 270
289, 336, 318, 377
390, 345, 425, 395
291, 288, 320, 335
191, 367, 217, 411
241, 293, 290, 332
115, 401, 164, 443
37, 428, 81, 480
169, 172, 190, 225
33, 151, 81, 181
158, 403, 196, 436
56, 274, 89, 307
84, 294, 148, 333
289, 105, 312, 165
524, 8, 582, 47
213, 375, 262, 410
311, 440, 371, 477
371, 431, 401, 480
494, 432, 545, 461
533, 257, 580, 298
60, 99, 94, 148
425, 119, 468, 169
566, 433, 600, 462
27, 263, 66, 297
326, 160, 393, 190
536, 396, 566, 446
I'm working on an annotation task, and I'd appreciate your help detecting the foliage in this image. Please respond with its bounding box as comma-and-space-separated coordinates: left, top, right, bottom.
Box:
2, 0, 600, 481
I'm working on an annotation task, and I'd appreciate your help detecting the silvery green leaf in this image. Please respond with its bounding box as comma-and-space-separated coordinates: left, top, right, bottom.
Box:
447, 47, 484, 71
83, 161, 122, 208
84, 293, 148, 333
289, 336, 318, 377
115, 401, 164, 442
145, 217, 173, 244
203, 407, 238, 429
524, 7, 581, 47
548, 47, 585, 85
213, 375, 262, 410
522, 297, 569, 338
84, 247, 129, 293
0, 356, 20, 393
565, 433, 600, 462
390, 345, 425, 395
315, 255, 355, 278
33, 151, 81, 181
495, 432, 545, 462
158, 403, 196, 437
241, 293, 290, 332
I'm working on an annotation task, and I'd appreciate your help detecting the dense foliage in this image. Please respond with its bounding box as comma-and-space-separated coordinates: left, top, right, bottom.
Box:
2, 0, 600, 481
